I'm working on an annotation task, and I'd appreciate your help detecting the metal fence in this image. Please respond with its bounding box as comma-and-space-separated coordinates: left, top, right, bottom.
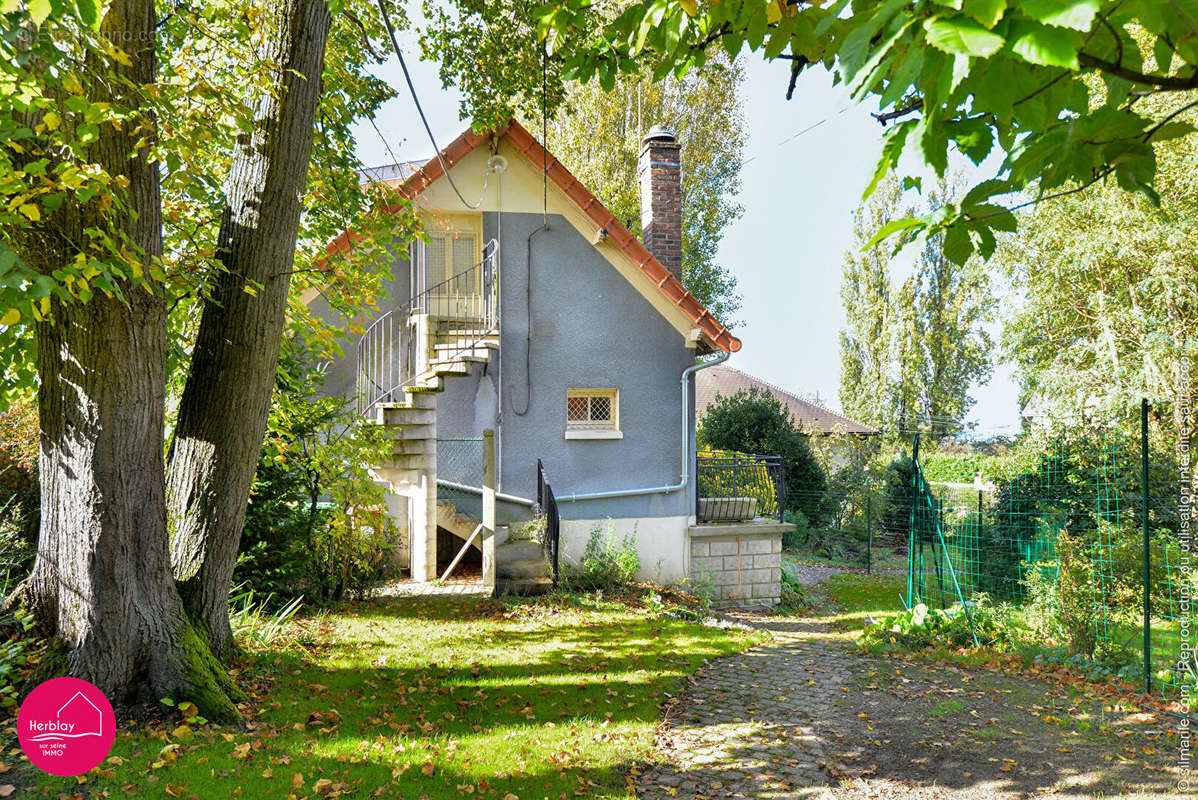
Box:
437, 437, 483, 520
357, 239, 498, 414
536, 459, 560, 587
903, 401, 1191, 699
695, 450, 786, 522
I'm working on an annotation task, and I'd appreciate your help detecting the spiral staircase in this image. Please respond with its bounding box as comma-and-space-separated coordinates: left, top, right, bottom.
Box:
357, 239, 552, 590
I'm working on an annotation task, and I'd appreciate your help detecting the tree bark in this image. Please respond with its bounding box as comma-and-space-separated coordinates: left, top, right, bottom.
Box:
166, 0, 332, 660
18, 0, 242, 722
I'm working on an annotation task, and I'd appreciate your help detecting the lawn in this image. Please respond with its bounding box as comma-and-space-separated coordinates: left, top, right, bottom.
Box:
10, 593, 757, 799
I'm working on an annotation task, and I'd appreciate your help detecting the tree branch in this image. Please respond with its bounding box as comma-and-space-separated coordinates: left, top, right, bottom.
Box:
785, 54, 808, 101
1078, 52, 1198, 90
872, 99, 922, 125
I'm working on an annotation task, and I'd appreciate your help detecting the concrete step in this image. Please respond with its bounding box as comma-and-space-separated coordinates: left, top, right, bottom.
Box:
434, 335, 499, 349
496, 577, 553, 596
379, 453, 425, 472
429, 364, 471, 379
384, 423, 433, 442
496, 559, 549, 580
433, 338, 498, 351
389, 438, 430, 456
380, 407, 435, 427
496, 539, 544, 562
407, 378, 443, 393
372, 466, 423, 488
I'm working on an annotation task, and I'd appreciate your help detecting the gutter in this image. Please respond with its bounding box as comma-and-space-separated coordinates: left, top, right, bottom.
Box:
557, 350, 731, 503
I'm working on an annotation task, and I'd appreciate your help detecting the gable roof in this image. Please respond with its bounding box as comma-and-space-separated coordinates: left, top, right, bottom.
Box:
329, 120, 740, 355
696, 365, 878, 436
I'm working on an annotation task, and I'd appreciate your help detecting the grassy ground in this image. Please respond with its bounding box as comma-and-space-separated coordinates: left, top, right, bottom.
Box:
7, 593, 757, 799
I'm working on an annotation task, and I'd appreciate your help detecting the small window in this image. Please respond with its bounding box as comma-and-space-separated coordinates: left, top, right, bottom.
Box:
565, 389, 621, 440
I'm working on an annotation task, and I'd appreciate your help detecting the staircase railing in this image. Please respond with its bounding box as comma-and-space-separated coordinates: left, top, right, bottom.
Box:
357, 239, 499, 414
537, 459, 561, 587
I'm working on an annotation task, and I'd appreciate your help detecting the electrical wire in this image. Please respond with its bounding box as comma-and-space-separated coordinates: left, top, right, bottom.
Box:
373, 0, 488, 210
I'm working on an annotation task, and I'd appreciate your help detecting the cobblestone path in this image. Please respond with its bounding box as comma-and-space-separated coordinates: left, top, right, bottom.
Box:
638, 615, 845, 799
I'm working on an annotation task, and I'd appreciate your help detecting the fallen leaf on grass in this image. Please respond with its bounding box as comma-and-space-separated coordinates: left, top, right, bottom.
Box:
0, 786, 13, 797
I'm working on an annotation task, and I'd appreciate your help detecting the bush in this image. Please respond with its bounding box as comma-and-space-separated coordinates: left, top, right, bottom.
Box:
0, 399, 38, 595
235, 344, 402, 604
698, 387, 827, 522
779, 561, 813, 609
781, 509, 808, 550
561, 520, 639, 593
878, 454, 915, 546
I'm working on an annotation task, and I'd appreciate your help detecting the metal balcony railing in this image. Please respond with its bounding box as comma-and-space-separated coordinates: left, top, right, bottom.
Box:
357, 239, 498, 414
695, 450, 786, 523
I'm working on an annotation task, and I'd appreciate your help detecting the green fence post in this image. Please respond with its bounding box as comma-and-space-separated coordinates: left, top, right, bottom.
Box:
867, 495, 873, 575
907, 434, 921, 608
1142, 398, 1151, 694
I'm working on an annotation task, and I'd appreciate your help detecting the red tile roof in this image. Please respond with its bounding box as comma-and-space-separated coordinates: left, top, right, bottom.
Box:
330, 120, 740, 355
696, 365, 878, 435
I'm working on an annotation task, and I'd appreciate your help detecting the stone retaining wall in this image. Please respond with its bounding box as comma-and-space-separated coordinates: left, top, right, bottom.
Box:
688, 521, 792, 608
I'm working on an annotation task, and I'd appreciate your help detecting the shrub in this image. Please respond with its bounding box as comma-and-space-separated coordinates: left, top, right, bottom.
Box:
698, 387, 827, 522
878, 454, 915, 546
0, 398, 38, 594
781, 509, 808, 550
779, 561, 813, 609
235, 344, 402, 604
561, 520, 639, 593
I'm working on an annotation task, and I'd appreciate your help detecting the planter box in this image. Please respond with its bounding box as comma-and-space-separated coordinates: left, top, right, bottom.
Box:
697, 496, 757, 523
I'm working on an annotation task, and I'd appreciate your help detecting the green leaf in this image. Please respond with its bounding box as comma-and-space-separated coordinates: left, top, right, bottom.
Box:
924, 15, 1006, 57
863, 216, 926, 250
1009, 22, 1079, 67
28, 0, 52, 24
941, 224, 974, 264
72, 0, 97, 28
1017, 0, 1098, 31
947, 116, 994, 163
961, 0, 1007, 28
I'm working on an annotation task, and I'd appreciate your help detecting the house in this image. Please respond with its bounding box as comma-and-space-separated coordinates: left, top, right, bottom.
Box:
309, 120, 791, 604
696, 365, 878, 436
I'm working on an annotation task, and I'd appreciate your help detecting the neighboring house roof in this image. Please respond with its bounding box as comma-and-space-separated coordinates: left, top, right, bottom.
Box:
696, 365, 878, 436
327, 120, 741, 355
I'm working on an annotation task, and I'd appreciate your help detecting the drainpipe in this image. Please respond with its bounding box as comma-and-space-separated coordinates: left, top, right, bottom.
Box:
557, 350, 731, 503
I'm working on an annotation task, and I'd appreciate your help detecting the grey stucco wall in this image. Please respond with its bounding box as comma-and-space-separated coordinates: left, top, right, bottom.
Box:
308, 214, 700, 526
481, 211, 697, 521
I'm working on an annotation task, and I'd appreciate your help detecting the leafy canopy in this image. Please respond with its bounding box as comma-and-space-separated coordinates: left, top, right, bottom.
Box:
0, 0, 421, 409
524, 0, 1198, 262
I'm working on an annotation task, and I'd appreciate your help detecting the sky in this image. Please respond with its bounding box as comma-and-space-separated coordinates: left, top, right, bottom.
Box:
350, 26, 1024, 435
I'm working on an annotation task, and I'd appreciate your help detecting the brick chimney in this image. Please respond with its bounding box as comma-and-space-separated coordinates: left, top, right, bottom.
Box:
638, 126, 682, 283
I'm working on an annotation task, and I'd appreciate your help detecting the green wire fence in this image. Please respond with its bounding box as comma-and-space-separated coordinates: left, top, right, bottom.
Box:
902, 401, 1195, 699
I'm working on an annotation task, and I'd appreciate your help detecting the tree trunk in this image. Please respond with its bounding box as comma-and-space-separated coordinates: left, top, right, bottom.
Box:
166, 0, 332, 660
19, 0, 242, 722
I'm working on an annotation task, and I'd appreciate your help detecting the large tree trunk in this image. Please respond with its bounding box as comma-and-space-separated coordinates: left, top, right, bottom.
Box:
19, 0, 242, 722
166, 0, 332, 660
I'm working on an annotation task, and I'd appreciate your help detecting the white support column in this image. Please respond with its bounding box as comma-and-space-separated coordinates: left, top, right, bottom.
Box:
406, 394, 438, 582
482, 429, 496, 592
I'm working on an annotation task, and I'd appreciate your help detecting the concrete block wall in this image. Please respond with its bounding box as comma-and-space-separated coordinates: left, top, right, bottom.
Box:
688, 526, 785, 608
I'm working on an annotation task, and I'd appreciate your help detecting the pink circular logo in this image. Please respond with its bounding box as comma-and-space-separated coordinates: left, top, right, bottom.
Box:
17, 677, 115, 776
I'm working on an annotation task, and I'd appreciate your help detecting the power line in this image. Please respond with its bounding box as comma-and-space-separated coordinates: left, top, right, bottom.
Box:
373, 0, 486, 210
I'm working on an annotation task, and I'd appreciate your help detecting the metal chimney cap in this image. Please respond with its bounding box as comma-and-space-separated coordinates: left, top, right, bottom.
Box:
642, 125, 677, 145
